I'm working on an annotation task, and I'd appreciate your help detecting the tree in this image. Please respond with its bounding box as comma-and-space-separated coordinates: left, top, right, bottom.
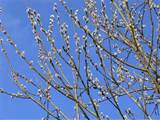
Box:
0, 0, 160, 119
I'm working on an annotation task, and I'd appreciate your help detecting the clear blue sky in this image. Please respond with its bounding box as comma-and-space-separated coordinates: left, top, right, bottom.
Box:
0, 0, 85, 119
0, 0, 67, 119
0, 0, 160, 119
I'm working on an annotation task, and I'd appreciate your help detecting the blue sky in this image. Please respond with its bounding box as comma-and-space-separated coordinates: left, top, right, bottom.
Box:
0, 0, 58, 119
0, 0, 85, 119
0, 0, 160, 119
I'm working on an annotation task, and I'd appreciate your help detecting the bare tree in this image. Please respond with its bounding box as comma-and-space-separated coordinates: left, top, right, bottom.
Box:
0, 0, 160, 119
